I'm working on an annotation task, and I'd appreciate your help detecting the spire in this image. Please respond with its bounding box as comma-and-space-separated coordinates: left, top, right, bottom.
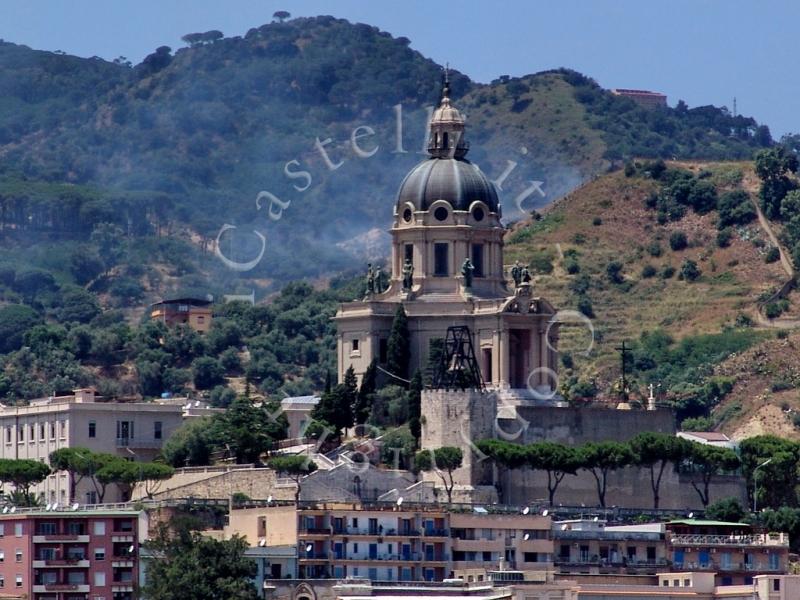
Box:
428, 68, 469, 159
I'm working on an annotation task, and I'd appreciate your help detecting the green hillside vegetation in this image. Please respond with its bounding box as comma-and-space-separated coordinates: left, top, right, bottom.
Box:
0, 16, 775, 297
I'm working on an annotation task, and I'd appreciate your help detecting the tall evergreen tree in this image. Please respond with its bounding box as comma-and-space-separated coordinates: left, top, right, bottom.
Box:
408, 370, 423, 443
386, 305, 410, 385
354, 359, 377, 425
312, 367, 356, 437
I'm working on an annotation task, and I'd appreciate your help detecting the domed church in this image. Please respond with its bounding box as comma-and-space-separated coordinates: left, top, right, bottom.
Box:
334, 79, 559, 396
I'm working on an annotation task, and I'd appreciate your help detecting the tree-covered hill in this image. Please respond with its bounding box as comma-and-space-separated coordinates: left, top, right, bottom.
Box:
0, 15, 776, 295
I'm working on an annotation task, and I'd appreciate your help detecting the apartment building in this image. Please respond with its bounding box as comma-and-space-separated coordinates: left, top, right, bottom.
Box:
552, 519, 667, 575
665, 520, 789, 586
0, 506, 146, 600
149, 298, 212, 333
226, 502, 554, 583
0, 389, 183, 504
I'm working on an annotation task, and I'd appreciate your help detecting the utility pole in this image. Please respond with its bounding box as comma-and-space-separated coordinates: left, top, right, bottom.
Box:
615, 341, 632, 402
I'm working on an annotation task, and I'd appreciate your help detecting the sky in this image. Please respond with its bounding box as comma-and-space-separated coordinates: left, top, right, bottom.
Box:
1, 0, 798, 137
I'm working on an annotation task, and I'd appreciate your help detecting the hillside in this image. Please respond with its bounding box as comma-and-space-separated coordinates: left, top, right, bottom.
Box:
505, 158, 800, 438
0, 16, 773, 302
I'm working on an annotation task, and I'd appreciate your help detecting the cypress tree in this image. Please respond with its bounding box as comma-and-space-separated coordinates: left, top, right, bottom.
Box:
386, 305, 410, 385
354, 359, 377, 425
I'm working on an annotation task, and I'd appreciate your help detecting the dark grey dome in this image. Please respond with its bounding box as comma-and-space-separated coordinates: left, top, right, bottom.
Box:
396, 157, 500, 213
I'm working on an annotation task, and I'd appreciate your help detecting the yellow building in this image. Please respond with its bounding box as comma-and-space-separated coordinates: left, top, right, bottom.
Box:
149, 297, 213, 333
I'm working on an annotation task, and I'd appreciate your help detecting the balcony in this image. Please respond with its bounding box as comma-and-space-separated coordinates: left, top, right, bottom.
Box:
33, 584, 90, 593
668, 533, 789, 547
299, 527, 331, 536
32, 559, 90, 568
674, 561, 783, 573
299, 552, 330, 561
423, 528, 449, 538
33, 534, 90, 543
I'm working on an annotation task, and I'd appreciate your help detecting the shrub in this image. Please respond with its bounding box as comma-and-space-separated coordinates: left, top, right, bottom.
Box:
572, 233, 586, 245
680, 416, 714, 431
771, 379, 793, 392
765, 303, 783, 319
576, 295, 594, 318
564, 258, 580, 274
606, 261, 624, 284
561, 353, 574, 369
680, 259, 701, 282
717, 190, 756, 228
765, 246, 780, 263
669, 231, 688, 251
716, 228, 733, 248
660, 265, 676, 279
734, 313, 753, 328
192, 356, 226, 390
592, 217, 602, 226
647, 242, 662, 257
641, 264, 657, 278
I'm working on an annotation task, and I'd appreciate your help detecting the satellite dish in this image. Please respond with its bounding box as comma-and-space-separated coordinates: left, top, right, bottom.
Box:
52, 503, 58, 511
45, 503, 52, 511
1, 507, 7, 514
128, 545, 135, 554
72, 503, 80, 511
523, 533, 530, 541
593, 516, 599, 522
259, 539, 266, 547
305, 544, 313, 553
396, 497, 404, 506
10, 507, 16, 513
267, 495, 273, 504
522, 506, 530, 515
560, 524, 568, 531
194, 401, 201, 407
688, 512, 694, 518
542, 509, 549, 517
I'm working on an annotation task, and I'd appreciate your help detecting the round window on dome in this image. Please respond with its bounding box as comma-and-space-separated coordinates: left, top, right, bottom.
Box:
473, 207, 485, 222
434, 207, 449, 221
402, 208, 413, 223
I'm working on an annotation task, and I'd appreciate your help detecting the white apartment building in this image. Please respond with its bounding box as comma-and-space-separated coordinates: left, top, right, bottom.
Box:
0, 389, 183, 505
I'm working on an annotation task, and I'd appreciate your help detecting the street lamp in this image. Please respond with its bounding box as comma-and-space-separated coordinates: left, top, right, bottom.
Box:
753, 458, 772, 513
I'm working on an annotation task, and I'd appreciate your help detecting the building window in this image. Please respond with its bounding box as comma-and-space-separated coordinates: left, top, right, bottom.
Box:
683, 579, 690, 587
14, 575, 20, 588
404, 244, 413, 262
379, 338, 388, 364
94, 572, 106, 587
434, 243, 449, 276
14, 524, 22, 537
774, 578, 781, 591
472, 244, 484, 277
18, 427, 23, 443
15, 550, 21, 562
86, 491, 97, 505
0, 575, 3, 587
351, 339, 359, 353
50, 422, 55, 439
29, 424, 34, 441
94, 521, 106, 535
89, 421, 96, 438
5, 427, 10, 444
0, 524, 4, 537
0, 550, 4, 562
59, 421, 66, 439
116, 420, 134, 441
154, 421, 163, 440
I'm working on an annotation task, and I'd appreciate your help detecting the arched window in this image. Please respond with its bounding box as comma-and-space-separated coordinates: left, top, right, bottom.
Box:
442, 132, 449, 149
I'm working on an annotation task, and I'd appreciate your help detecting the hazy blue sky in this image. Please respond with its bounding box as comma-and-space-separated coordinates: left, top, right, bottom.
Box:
1, 0, 797, 137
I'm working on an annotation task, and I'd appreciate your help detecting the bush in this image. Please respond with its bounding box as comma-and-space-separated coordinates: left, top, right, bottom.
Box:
669, 231, 688, 251
647, 242, 662, 257
680, 416, 714, 431
592, 217, 602, 226
735, 313, 753, 328
564, 258, 580, 274
606, 261, 624, 284
680, 259, 701, 282
716, 228, 733, 248
705, 498, 746, 523
641, 264, 657, 279
660, 265, 676, 279
765, 303, 783, 319
576, 295, 594, 318
765, 246, 780, 263
717, 190, 756, 228
561, 353, 574, 369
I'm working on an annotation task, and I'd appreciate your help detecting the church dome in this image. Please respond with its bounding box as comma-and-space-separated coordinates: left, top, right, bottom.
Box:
396, 73, 500, 214
396, 157, 500, 213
